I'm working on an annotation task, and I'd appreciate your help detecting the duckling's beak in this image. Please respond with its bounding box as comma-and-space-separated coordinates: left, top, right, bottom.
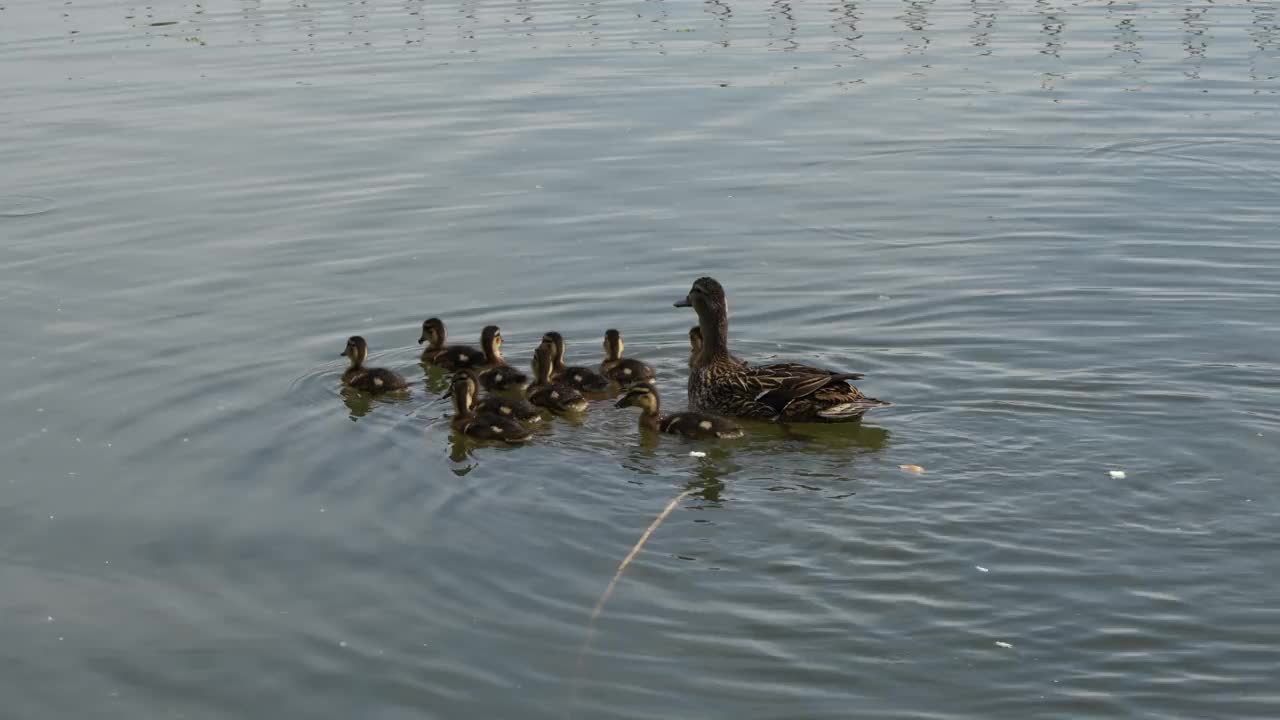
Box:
417, 334, 426, 344
339, 349, 349, 357
614, 397, 631, 409
674, 295, 692, 308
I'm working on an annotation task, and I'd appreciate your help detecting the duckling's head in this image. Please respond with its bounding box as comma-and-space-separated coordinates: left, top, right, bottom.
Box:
419, 317, 446, 348
603, 328, 623, 360
674, 276, 727, 315
340, 336, 368, 367
448, 370, 480, 414
687, 326, 702, 366
614, 383, 660, 412
481, 325, 504, 361
539, 331, 567, 369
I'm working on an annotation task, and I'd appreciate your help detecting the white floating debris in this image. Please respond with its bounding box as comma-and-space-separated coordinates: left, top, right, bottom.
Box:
46, 616, 54, 622
899, 464, 925, 474
689, 451, 707, 458
976, 566, 989, 573
995, 641, 1013, 649
339, 641, 347, 648
1109, 470, 1126, 479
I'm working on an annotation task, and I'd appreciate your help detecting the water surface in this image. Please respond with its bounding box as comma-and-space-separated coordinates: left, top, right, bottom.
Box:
3, 1, 1279, 718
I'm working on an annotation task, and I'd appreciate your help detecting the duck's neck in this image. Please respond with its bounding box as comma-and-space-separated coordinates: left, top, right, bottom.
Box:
552, 343, 567, 373
696, 302, 730, 364
450, 387, 473, 417
604, 341, 622, 363
484, 342, 502, 365
531, 352, 553, 385
638, 408, 661, 431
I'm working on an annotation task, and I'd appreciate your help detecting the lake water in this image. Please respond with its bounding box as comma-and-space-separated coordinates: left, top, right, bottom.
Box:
4, 0, 1279, 717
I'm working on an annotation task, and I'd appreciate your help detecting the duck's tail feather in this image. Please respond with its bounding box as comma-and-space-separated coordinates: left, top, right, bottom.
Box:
816, 396, 891, 420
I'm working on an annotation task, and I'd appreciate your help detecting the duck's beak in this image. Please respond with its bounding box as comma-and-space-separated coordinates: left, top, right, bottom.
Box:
339, 349, 348, 357
674, 295, 692, 308
614, 397, 631, 409
417, 334, 427, 344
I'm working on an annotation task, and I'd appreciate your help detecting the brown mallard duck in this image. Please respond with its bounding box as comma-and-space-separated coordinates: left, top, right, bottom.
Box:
476, 325, 529, 393
527, 342, 589, 414
540, 331, 610, 392
615, 383, 742, 439
419, 317, 486, 370
448, 371, 533, 443
339, 336, 409, 393
599, 329, 656, 385
675, 277, 888, 422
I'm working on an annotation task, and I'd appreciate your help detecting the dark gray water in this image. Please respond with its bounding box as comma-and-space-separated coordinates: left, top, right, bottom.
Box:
4, 1, 1280, 717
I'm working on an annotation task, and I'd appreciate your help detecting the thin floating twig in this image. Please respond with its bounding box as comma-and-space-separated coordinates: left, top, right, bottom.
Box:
568, 488, 693, 716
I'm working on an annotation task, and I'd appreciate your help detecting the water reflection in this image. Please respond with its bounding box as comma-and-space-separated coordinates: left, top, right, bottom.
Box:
1036, 0, 1064, 58
768, 0, 798, 52
420, 364, 452, 395
832, 1, 863, 58
341, 386, 374, 419
969, 0, 996, 56
704, 0, 732, 48
1182, 5, 1207, 80
899, 0, 934, 55
49, 0, 1264, 94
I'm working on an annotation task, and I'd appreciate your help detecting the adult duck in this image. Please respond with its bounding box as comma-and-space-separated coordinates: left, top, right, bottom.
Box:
675, 277, 887, 422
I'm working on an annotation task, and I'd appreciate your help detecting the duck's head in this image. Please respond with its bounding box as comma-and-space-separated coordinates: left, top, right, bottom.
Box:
340, 336, 368, 367
674, 276, 727, 315
480, 325, 504, 361
603, 328, 623, 361
419, 317, 446, 348
614, 382, 660, 412
448, 370, 480, 414
539, 331, 566, 365
687, 326, 702, 366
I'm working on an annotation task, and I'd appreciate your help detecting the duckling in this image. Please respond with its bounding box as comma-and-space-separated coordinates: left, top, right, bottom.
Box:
676, 276, 887, 422
614, 383, 743, 439
448, 371, 532, 444
540, 331, 610, 392
419, 317, 486, 370
476, 325, 529, 393
527, 341, 589, 414
339, 336, 409, 393
599, 329, 656, 385
461, 373, 542, 421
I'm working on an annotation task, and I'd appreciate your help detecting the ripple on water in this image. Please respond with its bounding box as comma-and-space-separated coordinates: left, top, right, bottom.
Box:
0, 195, 56, 217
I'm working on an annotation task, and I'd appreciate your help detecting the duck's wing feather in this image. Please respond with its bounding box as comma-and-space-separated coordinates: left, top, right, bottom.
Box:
753, 362, 863, 380
748, 369, 865, 415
